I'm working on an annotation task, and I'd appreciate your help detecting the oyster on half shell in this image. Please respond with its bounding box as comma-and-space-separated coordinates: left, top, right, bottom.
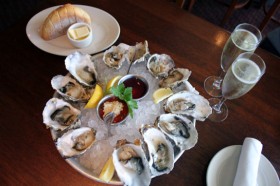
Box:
103, 43, 130, 69
51, 75, 92, 102
56, 127, 96, 158
127, 41, 150, 64
42, 98, 81, 131
164, 91, 212, 121
155, 113, 198, 151
140, 125, 174, 177
159, 68, 191, 88
147, 54, 175, 78
112, 142, 151, 186
103, 41, 150, 69
169, 79, 199, 94
65, 52, 98, 87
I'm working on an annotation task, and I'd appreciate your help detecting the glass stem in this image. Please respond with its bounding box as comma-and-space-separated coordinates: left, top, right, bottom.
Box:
212, 70, 225, 89
213, 97, 227, 113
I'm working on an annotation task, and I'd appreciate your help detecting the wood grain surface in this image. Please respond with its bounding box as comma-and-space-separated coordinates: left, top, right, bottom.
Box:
0, 0, 279, 185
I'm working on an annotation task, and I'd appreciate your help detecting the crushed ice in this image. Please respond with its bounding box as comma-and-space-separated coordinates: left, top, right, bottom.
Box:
78, 54, 162, 175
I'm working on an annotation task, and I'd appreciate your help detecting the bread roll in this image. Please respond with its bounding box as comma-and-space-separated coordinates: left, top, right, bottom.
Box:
41, 4, 91, 40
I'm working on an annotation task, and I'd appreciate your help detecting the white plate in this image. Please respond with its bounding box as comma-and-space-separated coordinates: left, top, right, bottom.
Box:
26, 5, 120, 56
206, 145, 280, 186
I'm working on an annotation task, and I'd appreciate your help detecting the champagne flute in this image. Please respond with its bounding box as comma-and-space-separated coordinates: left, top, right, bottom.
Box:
208, 52, 266, 122
204, 23, 262, 97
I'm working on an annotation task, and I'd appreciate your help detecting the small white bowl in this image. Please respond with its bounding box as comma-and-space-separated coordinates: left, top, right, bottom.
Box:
67, 23, 93, 48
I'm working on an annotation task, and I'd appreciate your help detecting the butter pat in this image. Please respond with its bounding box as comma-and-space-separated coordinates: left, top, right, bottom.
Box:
67, 23, 93, 48
69, 26, 90, 40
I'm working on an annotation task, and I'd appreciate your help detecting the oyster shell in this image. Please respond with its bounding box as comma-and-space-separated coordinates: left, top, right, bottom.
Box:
42, 98, 81, 131
155, 114, 198, 151
159, 68, 191, 88
56, 127, 96, 158
51, 75, 92, 102
103, 43, 130, 69
169, 79, 199, 94
147, 54, 175, 78
140, 125, 174, 177
164, 91, 212, 121
112, 143, 151, 186
65, 52, 98, 87
128, 41, 149, 64
103, 41, 149, 69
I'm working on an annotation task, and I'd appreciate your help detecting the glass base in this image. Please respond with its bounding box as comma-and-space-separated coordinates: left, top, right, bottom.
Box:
204, 76, 223, 98
208, 98, 228, 122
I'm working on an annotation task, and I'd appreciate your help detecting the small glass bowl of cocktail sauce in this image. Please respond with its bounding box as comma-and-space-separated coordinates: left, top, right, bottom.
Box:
97, 94, 129, 125
118, 74, 149, 101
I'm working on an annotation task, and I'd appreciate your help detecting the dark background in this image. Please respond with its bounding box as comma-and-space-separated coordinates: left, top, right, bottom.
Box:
0, 0, 279, 55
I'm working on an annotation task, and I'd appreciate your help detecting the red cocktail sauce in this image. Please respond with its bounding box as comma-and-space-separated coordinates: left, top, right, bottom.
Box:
98, 96, 128, 124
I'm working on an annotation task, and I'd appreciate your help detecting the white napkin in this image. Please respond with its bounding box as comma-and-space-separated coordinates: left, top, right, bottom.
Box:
233, 137, 263, 186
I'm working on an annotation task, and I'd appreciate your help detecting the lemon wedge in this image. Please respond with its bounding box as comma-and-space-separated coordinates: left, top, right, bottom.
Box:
99, 156, 115, 183
153, 87, 173, 104
106, 75, 122, 94
84, 84, 103, 109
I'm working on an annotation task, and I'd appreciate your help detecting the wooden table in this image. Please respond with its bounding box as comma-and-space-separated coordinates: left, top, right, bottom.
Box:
0, 0, 279, 185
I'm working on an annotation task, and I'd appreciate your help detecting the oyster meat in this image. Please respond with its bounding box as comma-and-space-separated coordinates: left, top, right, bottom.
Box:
51, 75, 92, 102
140, 125, 174, 177
56, 127, 96, 158
65, 52, 98, 87
103, 41, 149, 69
155, 114, 198, 151
164, 91, 212, 121
169, 79, 199, 94
42, 98, 81, 131
159, 68, 191, 88
103, 43, 130, 69
147, 54, 175, 78
112, 143, 151, 186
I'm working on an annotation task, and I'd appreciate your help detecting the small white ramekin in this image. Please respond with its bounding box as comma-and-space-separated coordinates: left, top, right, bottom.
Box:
67, 23, 93, 48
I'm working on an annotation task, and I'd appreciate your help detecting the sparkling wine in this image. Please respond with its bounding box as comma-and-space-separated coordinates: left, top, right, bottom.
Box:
221, 29, 259, 72
222, 58, 261, 99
